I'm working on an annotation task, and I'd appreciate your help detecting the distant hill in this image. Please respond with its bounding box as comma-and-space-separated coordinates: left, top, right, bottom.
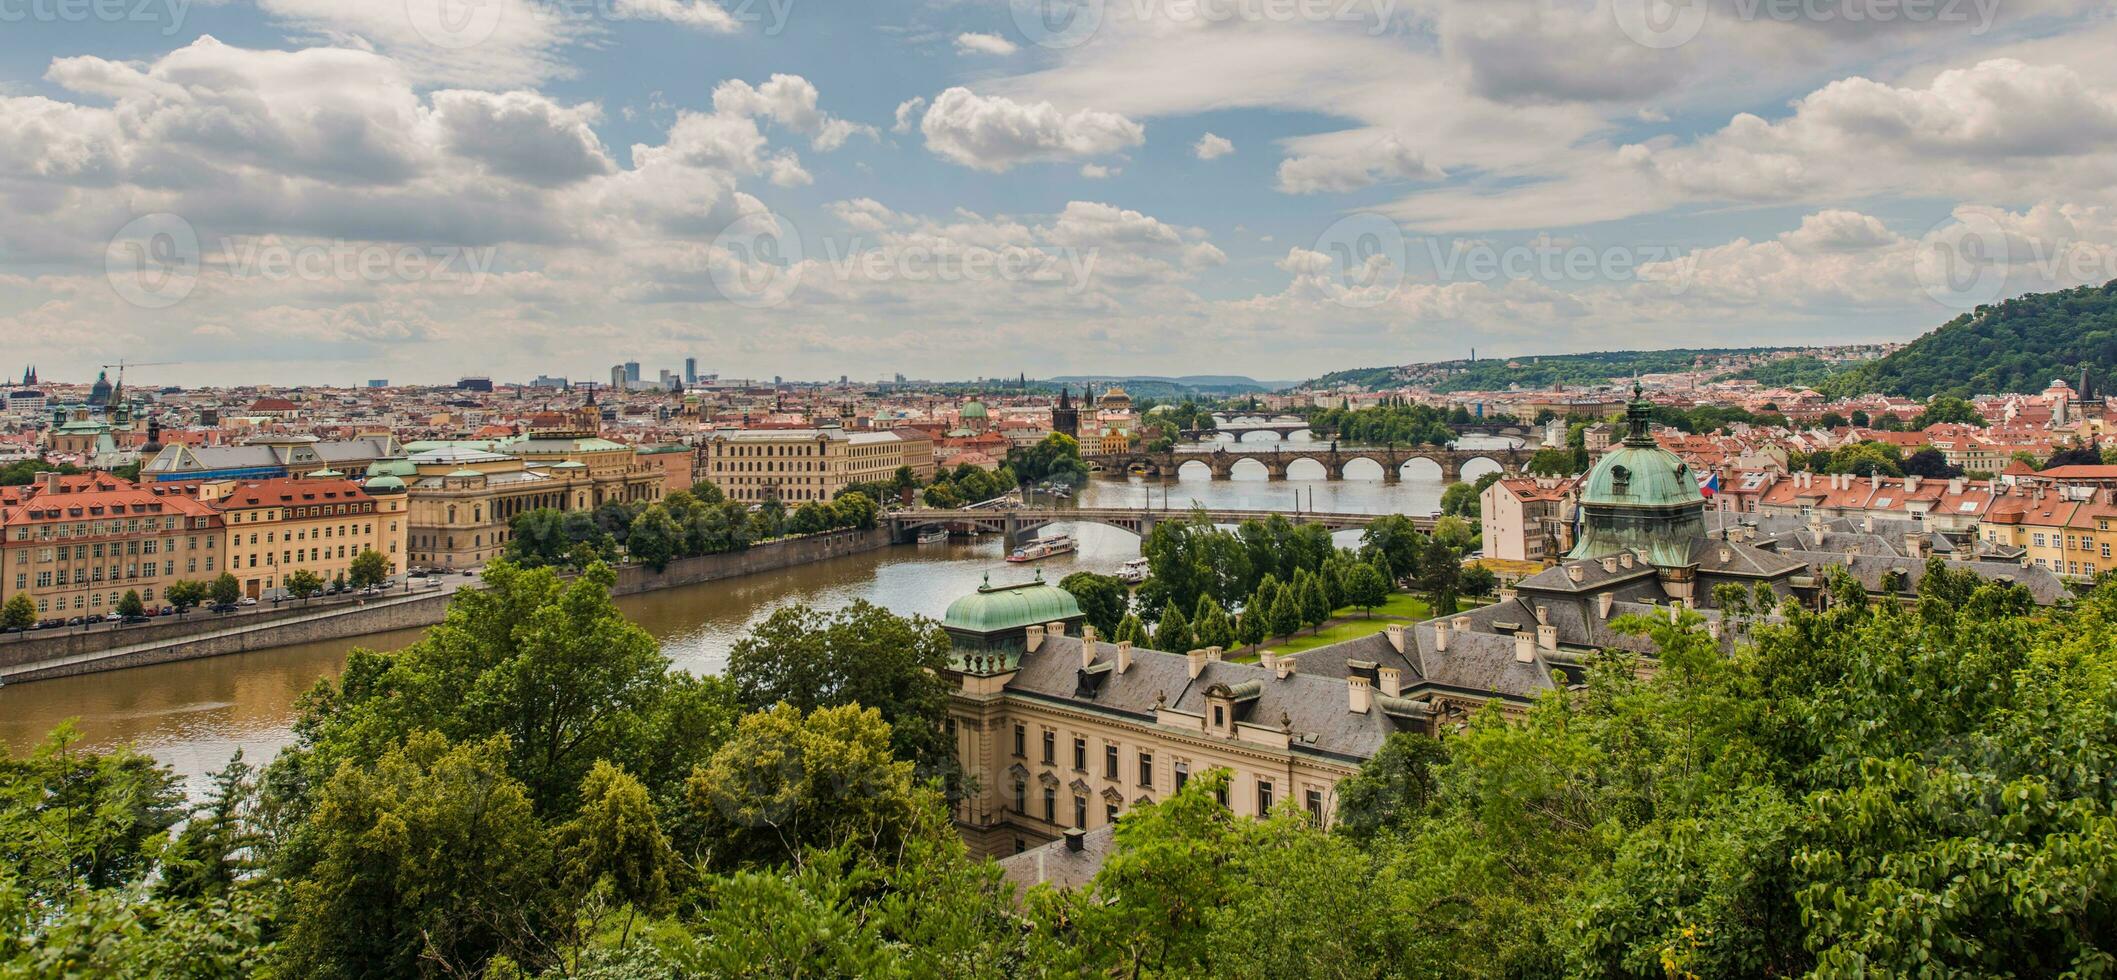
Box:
1824, 281, 2117, 399
1307, 347, 1821, 394
1046, 375, 1292, 396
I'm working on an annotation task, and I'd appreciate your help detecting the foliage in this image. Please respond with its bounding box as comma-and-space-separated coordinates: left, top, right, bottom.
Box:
1304, 402, 1455, 445
208, 572, 240, 606
1718, 354, 1851, 389
284, 569, 324, 602
115, 589, 145, 617
1344, 560, 1391, 616
2, 594, 35, 629
1334, 732, 1446, 841
1826, 280, 2117, 397
1910, 394, 1986, 428
724, 601, 957, 786
0, 459, 79, 486
1007, 432, 1089, 487
1058, 571, 1128, 638
348, 548, 391, 589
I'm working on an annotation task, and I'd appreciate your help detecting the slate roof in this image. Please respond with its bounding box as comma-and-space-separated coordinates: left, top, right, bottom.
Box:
999, 826, 1120, 895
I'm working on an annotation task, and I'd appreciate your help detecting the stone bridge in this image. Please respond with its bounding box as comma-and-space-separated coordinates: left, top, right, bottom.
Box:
886, 507, 1434, 544
1083, 445, 1525, 483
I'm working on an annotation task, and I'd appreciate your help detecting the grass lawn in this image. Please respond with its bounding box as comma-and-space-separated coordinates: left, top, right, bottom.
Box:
1225, 592, 1437, 661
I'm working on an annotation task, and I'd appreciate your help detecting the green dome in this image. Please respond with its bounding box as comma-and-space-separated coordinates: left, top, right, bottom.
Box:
364, 475, 406, 492
960, 400, 989, 419
367, 459, 416, 478
1567, 384, 1708, 568
943, 572, 1081, 636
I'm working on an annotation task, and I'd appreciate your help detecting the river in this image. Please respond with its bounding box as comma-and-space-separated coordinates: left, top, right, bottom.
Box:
0, 438, 1517, 794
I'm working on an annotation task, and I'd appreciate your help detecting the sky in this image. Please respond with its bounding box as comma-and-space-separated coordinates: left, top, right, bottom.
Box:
2, 0, 2116, 387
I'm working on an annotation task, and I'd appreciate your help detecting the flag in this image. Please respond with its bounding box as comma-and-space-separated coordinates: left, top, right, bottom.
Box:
1700, 471, 1720, 497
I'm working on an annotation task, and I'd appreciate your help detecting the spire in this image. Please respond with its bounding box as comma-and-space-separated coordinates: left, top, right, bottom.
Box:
1623, 380, 1655, 448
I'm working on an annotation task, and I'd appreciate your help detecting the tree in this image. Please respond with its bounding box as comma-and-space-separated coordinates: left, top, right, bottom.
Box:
1060, 571, 1129, 638
1009, 432, 1090, 487
1236, 602, 1268, 651
1432, 514, 1477, 552
1333, 732, 1446, 841
1825, 441, 1905, 477
829, 490, 879, 530
683, 703, 946, 871
1297, 569, 1331, 633
1902, 446, 1962, 478
1192, 595, 1235, 650
1526, 448, 1577, 476
1418, 537, 1462, 616
1439, 481, 1481, 519
284, 569, 324, 603
1154, 601, 1194, 653
1360, 515, 1426, 584
725, 601, 957, 785
1344, 560, 1390, 617
2, 594, 35, 630
1112, 612, 1146, 646
2045, 442, 2104, 469
1850, 409, 1871, 427
1817, 412, 1849, 429
348, 548, 390, 589
281, 732, 560, 978
209, 572, 241, 606
1267, 586, 1303, 641
625, 504, 682, 571
1459, 563, 1498, 598
165, 579, 205, 613
557, 760, 675, 944
115, 590, 145, 618
1911, 394, 1985, 428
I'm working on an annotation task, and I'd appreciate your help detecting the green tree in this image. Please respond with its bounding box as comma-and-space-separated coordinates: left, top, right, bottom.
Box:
1267, 586, 1302, 641
1192, 595, 1235, 651
625, 504, 682, 571
1333, 732, 1446, 841
115, 589, 145, 617
1112, 612, 1146, 646
208, 572, 241, 606
1059, 571, 1129, 638
164, 579, 205, 613
1525, 448, 1577, 476
1344, 560, 1390, 617
1360, 515, 1426, 583
725, 601, 957, 784
557, 760, 675, 946
1297, 569, 1331, 633
2, 594, 34, 630
1439, 481, 1481, 519
1418, 537, 1462, 616
1153, 601, 1194, 653
348, 548, 390, 589
1824, 441, 1905, 477
284, 569, 324, 603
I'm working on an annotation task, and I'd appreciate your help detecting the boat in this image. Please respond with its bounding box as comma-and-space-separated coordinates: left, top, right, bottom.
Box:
1006, 532, 1077, 563
1117, 557, 1150, 584
917, 527, 949, 545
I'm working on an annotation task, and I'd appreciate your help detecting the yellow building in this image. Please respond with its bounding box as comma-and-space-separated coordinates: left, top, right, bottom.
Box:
1, 473, 223, 618
702, 428, 936, 504
200, 475, 407, 599
1979, 489, 2078, 575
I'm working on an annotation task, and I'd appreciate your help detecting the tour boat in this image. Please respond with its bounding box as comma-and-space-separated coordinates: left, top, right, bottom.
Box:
917, 527, 949, 545
1117, 557, 1150, 584
1006, 532, 1077, 563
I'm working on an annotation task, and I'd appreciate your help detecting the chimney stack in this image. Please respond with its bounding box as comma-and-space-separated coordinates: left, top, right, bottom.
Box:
1596, 592, 1615, 619
1115, 640, 1133, 673
1537, 622, 1558, 651
1536, 604, 1549, 624
1514, 631, 1536, 663
1452, 615, 1472, 633
1567, 564, 1584, 583
1385, 623, 1406, 653
1081, 635, 1097, 669
1275, 656, 1297, 680
1186, 649, 1207, 679
1601, 556, 1618, 573
1206, 646, 1223, 663
1433, 620, 1450, 652
1025, 625, 1046, 653
1064, 828, 1085, 853
1619, 552, 1634, 569
1046, 621, 1068, 639
1905, 533, 1923, 559
1347, 674, 1372, 714
1378, 666, 1402, 698
1260, 649, 1279, 672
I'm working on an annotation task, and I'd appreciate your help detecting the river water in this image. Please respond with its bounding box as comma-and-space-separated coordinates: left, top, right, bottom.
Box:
0, 438, 1516, 793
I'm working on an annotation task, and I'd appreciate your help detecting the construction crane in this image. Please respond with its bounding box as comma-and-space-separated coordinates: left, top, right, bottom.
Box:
99, 360, 178, 391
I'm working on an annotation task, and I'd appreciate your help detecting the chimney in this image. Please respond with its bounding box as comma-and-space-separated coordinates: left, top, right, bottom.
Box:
1046, 620, 1068, 638
1905, 475, 1921, 493
1186, 649, 1207, 679
1347, 674, 1372, 714
1601, 556, 1618, 573
1276, 656, 1297, 680
1260, 649, 1279, 672
1081, 636, 1097, 669
1064, 828, 1085, 852
1905, 533, 1923, 559
1385, 623, 1406, 653
1536, 604, 1549, 624
1514, 631, 1536, 663
1718, 545, 1732, 563
1862, 515, 1874, 533
1433, 620, 1451, 651
1537, 622, 1558, 651
1949, 477, 1965, 495
1115, 640, 1133, 673
1619, 552, 1634, 569
1668, 602, 1682, 624
1567, 564, 1584, 583
1596, 592, 1615, 618
1206, 646, 1223, 663
1025, 625, 1046, 653
1378, 666, 1402, 698
1452, 615, 1472, 633
1707, 620, 1723, 641
38, 470, 61, 494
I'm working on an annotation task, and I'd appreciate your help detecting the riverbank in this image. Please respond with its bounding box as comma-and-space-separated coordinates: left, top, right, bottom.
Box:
0, 527, 893, 685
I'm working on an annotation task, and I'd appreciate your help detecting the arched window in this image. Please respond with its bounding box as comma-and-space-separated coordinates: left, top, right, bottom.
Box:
1610, 465, 1631, 496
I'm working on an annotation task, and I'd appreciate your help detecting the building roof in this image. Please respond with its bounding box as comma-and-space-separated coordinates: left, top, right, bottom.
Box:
944, 573, 1083, 635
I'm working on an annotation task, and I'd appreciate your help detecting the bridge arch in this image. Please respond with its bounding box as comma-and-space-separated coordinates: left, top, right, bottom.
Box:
1337, 456, 1388, 481
1175, 459, 1214, 481
1228, 457, 1272, 481
1399, 457, 1445, 483
1459, 456, 1506, 481
1284, 457, 1328, 481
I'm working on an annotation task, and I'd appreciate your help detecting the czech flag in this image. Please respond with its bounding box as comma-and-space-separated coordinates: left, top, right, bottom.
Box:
1700, 471, 1720, 497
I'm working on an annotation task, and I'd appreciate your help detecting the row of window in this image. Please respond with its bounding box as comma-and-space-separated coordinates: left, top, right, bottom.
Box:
11, 516, 207, 540
1007, 722, 1327, 825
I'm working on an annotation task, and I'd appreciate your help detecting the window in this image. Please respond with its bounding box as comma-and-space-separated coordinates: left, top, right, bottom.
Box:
1306, 789, 1325, 824
1214, 783, 1228, 808
1104, 744, 1119, 779
1212, 705, 1224, 727
1043, 787, 1056, 824
1257, 780, 1274, 814
1174, 762, 1189, 791
1072, 737, 1086, 771
1138, 752, 1153, 787
1041, 730, 1055, 765
1074, 795, 1087, 828
1014, 782, 1026, 814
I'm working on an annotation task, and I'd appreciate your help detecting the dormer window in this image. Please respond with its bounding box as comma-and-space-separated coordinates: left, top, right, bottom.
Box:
1610, 464, 1630, 496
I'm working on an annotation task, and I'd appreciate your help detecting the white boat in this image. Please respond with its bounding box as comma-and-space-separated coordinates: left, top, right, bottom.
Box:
917, 527, 949, 544
1006, 532, 1077, 563
1117, 557, 1150, 584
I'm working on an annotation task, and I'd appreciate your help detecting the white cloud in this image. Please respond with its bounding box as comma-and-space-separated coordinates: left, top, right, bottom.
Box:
431, 90, 615, 186
955, 32, 1019, 56
712, 74, 876, 151
1277, 136, 1441, 194
1080, 163, 1115, 178
1193, 132, 1233, 160
892, 97, 926, 135
918, 88, 1144, 172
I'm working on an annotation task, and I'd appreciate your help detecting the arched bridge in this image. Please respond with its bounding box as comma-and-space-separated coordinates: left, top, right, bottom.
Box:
886, 507, 1436, 544
1084, 445, 1525, 484
1181, 414, 1314, 440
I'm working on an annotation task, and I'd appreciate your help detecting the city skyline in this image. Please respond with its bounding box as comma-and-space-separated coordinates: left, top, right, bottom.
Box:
4, 4, 2117, 385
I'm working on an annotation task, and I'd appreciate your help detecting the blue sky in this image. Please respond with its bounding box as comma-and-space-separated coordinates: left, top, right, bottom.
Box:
2, 0, 2115, 386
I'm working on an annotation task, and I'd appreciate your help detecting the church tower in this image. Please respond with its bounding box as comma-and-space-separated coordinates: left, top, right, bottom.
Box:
1052, 386, 1079, 439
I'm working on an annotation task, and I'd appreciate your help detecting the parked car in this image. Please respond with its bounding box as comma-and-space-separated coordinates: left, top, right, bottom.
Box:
236, 596, 258, 606
65, 616, 86, 627
210, 602, 238, 613
121, 614, 149, 624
